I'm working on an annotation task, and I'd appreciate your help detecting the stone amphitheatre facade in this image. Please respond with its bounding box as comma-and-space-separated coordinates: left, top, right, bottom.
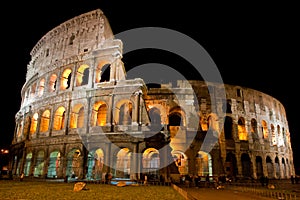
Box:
8, 9, 295, 182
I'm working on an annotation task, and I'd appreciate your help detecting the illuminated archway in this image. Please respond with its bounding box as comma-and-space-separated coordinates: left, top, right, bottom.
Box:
33, 151, 45, 177
171, 150, 188, 175
47, 151, 61, 178
53, 106, 66, 130
87, 148, 104, 180
114, 148, 131, 178
24, 153, 32, 176
196, 151, 212, 177
66, 149, 82, 178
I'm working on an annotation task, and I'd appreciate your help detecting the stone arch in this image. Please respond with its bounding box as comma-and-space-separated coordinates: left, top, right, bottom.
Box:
113, 147, 131, 178
47, 150, 61, 178
38, 78, 45, 97
48, 73, 57, 92
261, 120, 268, 139
281, 157, 287, 179
142, 148, 160, 175
206, 113, 219, 132
256, 156, 263, 178
241, 153, 251, 177
60, 68, 72, 90
40, 110, 51, 133
86, 148, 104, 180
225, 152, 237, 178
169, 106, 186, 126
277, 125, 284, 146
91, 101, 108, 126
251, 118, 259, 141
266, 156, 273, 178
171, 150, 188, 175
53, 106, 66, 130
275, 156, 280, 178
29, 112, 39, 136
75, 64, 90, 86
196, 151, 212, 177
24, 152, 33, 176
33, 150, 45, 177
95, 61, 111, 83
70, 103, 85, 129
238, 117, 247, 141
114, 99, 133, 125
66, 148, 82, 178
224, 116, 233, 139
271, 124, 276, 145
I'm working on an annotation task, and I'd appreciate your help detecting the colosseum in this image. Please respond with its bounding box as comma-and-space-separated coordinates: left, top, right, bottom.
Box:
8, 9, 295, 183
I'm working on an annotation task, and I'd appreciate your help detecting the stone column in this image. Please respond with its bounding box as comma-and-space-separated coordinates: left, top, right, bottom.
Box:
130, 142, 139, 180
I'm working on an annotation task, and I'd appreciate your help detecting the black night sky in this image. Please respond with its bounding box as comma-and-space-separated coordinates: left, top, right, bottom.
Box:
1, 1, 299, 172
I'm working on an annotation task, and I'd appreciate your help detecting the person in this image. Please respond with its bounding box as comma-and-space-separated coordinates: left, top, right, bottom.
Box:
205, 174, 210, 187
20, 173, 24, 181
291, 175, 295, 184
144, 174, 148, 185
105, 172, 109, 184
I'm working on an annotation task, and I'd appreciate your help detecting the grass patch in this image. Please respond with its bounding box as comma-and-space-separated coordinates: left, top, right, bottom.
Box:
0, 180, 185, 200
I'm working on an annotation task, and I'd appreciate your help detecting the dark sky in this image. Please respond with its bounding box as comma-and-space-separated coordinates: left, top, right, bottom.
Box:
2, 1, 299, 170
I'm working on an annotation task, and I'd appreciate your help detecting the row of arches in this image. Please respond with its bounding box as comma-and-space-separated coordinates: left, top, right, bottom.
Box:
15, 147, 292, 180
225, 152, 292, 179
223, 116, 289, 147
23, 62, 111, 104
15, 147, 212, 180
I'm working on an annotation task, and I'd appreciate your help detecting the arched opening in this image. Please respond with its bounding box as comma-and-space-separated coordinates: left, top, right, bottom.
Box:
87, 148, 104, 180
266, 156, 273, 178
48, 74, 57, 92
75, 64, 90, 86
91, 101, 107, 126
149, 107, 162, 131
24, 153, 32, 176
225, 152, 237, 178
196, 151, 212, 177
53, 106, 66, 130
275, 156, 280, 178
40, 110, 50, 132
33, 151, 44, 177
172, 151, 188, 175
251, 119, 259, 141
38, 78, 45, 97
100, 64, 110, 82
256, 156, 263, 178
47, 151, 61, 178
115, 101, 132, 125
281, 158, 286, 179
70, 104, 85, 129
114, 148, 131, 178
261, 120, 268, 139
224, 116, 233, 139
238, 117, 247, 141
66, 149, 82, 179
143, 148, 160, 180
29, 113, 39, 135
60, 69, 72, 90
241, 153, 251, 178
271, 124, 277, 145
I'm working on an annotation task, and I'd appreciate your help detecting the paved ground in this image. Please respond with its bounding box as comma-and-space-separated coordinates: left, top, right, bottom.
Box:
184, 187, 275, 200
181, 180, 300, 200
